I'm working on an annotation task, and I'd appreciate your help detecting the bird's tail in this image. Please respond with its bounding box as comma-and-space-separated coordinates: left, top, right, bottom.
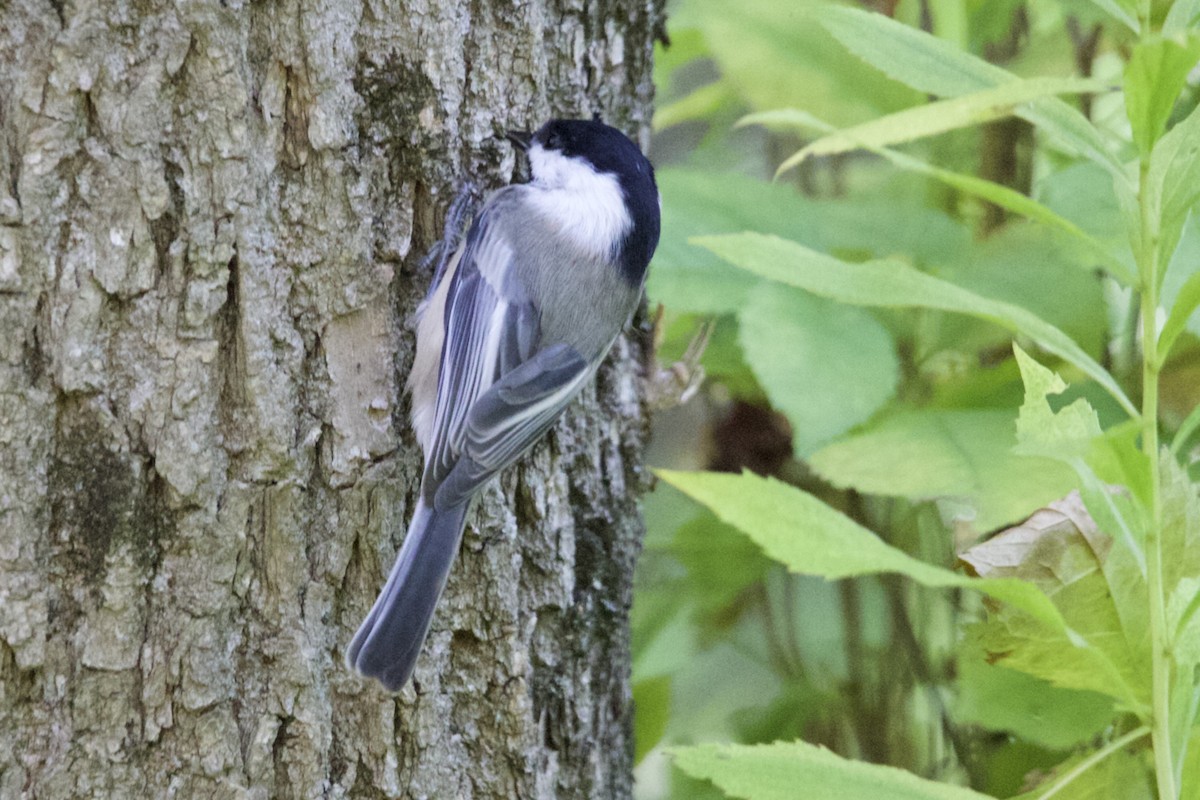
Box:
346, 497, 470, 691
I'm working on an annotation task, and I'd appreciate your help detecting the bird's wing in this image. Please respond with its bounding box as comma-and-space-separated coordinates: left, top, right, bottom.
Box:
432, 343, 593, 509
421, 200, 542, 489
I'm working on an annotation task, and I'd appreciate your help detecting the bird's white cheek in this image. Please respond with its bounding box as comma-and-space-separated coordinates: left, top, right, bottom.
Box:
528, 148, 630, 257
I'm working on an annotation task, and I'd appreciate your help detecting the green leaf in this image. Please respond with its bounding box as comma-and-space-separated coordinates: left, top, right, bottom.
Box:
1172, 402, 1200, 455
821, 5, 1013, 97
654, 27, 709, 92
880, 154, 1126, 281
649, 169, 970, 314
738, 282, 898, 455
672, 740, 995, 800
1160, 271, 1200, 363
1085, 0, 1140, 31
680, 0, 921, 126
934, 227, 1111, 357
632, 581, 697, 681
953, 653, 1116, 750
1012, 344, 1103, 460
656, 469, 1067, 631
1013, 346, 1149, 596
671, 513, 773, 623
1169, 577, 1200, 670
819, 6, 1127, 180
961, 495, 1151, 708
1037, 162, 1133, 255
1124, 37, 1200, 154
1161, 452, 1200, 603
634, 676, 671, 765
1178, 726, 1200, 799
655, 81, 741, 130
778, 77, 1110, 175
809, 409, 1078, 531
1162, 212, 1200, 342
1009, 747, 1155, 799
648, 170, 811, 314
1146, 102, 1200, 279
738, 108, 836, 135
1164, 0, 1200, 35
742, 109, 1132, 284
694, 232, 1137, 417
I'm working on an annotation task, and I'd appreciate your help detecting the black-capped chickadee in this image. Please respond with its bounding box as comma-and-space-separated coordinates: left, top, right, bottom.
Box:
347, 118, 661, 691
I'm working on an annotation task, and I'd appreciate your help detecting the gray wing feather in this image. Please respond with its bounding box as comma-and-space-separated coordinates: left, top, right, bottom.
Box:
422, 207, 540, 489
433, 344, 591, 510
465, 343, 592, 467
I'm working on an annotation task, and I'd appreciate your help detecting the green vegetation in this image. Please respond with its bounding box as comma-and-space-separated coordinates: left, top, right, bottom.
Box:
635, 1, 1200, 797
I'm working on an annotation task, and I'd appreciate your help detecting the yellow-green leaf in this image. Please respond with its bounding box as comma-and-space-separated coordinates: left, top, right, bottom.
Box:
693, 232, 1137, 417
778, 77, 1110, 175
657, 469, 1067, 631
672, 740, 995, 800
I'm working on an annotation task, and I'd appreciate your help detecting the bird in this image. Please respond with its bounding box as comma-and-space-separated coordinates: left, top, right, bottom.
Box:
346, 118, 661, 691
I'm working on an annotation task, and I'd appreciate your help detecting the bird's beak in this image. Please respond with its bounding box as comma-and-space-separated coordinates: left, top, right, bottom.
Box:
505, 130, 533, 152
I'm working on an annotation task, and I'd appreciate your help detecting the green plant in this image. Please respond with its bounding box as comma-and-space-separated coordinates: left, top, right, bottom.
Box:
638, 2, 1200, 798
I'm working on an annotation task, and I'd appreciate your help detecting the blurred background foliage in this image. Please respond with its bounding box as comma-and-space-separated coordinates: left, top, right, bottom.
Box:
632, 0, 1200, 797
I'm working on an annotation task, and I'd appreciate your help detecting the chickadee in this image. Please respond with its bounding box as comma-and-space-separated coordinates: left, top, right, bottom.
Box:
347, 118, 661, 691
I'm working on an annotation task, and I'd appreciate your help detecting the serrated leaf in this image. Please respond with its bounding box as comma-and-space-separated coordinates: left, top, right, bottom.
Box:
779, 77, 1110, 175
1013, 344, 1103, 459
1160, 271, 1200, 363
683, 0, 921, 127
656, 469, 1067, 632
738, 282, 898, 455
962, 494, 1150, 708
740, 109, 1131, 283
672, 740, 995, 800
821, 5, 1015, 97
954, 653, 1116, 750
1125, 37, 1200, 154
809, 409, 1078, 531
648, 170, 813, 314
819, 6, 1127, 181
878, 153, 1125, 281
650, 169, 970, 314
693, 232, 1137, 417
937, 228, 1111, 356
1010, 747, 1154, 799
1146, 102, 1200, 279
1011, 350, 1153, 664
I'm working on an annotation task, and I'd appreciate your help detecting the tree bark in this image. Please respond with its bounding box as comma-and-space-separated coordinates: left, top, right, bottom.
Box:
0, 0, 661, 797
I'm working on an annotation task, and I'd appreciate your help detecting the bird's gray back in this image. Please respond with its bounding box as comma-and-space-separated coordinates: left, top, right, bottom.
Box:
492, 187, 642, 362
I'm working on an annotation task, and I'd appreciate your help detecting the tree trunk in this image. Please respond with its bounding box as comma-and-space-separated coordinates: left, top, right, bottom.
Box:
0, 1, 661, 797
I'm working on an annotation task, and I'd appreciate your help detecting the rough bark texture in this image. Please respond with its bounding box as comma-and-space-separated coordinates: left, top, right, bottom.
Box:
0, 0, 661, 797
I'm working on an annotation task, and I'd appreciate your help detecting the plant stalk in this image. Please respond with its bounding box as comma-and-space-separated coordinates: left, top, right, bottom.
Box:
1138, 158, 1176, 800
1035, 726, 1151, 800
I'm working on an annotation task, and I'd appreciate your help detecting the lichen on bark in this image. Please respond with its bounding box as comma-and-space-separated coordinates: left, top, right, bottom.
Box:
0, 0, 662, 796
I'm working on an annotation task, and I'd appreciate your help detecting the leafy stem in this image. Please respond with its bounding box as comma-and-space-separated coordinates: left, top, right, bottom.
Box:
1035, 726, 1151, 800
1138, 156, 1176, 800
